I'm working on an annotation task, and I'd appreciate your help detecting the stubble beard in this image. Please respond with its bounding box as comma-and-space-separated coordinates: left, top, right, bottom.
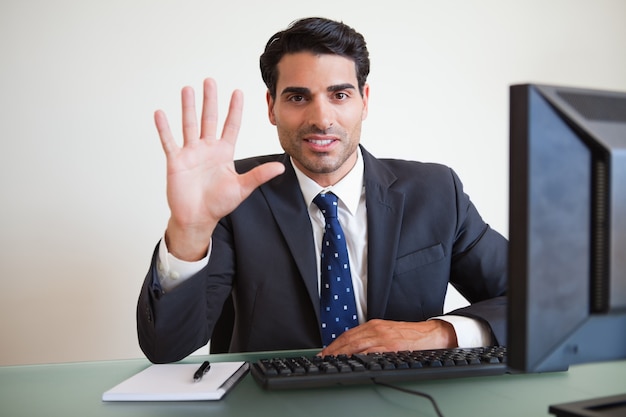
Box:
279, 126, 359, 176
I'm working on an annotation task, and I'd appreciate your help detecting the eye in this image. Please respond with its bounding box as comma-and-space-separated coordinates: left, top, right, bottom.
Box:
334, 92, 349, 100
287, 94, 306, 102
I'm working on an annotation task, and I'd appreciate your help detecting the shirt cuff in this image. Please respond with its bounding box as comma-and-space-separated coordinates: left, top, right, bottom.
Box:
156, 235, 210, 292
431, 315, 493, 347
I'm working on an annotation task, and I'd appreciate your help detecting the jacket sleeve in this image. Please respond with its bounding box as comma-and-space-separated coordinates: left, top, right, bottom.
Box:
136, 244, 230, 363
446, 169, 508, 345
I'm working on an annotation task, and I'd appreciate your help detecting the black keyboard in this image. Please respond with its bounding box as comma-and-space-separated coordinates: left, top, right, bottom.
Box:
251, 346, 507, 389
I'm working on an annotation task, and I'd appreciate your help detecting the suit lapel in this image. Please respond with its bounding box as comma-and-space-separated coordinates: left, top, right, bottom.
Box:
361, 148, 405, 319
258, 155, 321, 321
253, 149, 404, 323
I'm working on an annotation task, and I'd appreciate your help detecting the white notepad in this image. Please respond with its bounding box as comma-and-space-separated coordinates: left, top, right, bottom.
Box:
102, 361, 249, 401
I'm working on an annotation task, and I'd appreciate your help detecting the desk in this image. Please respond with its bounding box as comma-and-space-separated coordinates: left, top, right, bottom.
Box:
1, 351, 624, 417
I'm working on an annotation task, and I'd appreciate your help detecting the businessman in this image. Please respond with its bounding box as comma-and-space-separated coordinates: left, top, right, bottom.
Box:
137, 17, 508, 364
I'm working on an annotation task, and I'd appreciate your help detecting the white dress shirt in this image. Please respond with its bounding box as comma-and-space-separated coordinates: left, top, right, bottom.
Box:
156, 149, 491, 347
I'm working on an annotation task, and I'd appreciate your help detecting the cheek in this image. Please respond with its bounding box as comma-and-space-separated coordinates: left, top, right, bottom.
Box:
349, 123, 362, 142
276, 124, 296, 146
341, 110, 365, 136
274, 110, 304, 133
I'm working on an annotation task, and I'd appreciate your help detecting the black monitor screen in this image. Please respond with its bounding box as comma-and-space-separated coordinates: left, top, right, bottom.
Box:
508, 83, 626, 373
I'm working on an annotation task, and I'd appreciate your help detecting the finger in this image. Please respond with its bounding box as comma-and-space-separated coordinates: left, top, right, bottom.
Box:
238, 162, 285, 197
181, 86, 199, 146
319, 335, 357, 356
320, 325, 378, 356
321, 341, 359, 357
221, 89, 244, 145
200, 78, 219, 139
154, 110, 177, 156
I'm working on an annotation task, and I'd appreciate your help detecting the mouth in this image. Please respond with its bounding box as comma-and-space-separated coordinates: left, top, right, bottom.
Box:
304, 134, 339, 151
307, 139, 335, 146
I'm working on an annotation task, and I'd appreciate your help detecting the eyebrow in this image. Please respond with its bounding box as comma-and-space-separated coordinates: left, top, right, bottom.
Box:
280, 83, 357, 96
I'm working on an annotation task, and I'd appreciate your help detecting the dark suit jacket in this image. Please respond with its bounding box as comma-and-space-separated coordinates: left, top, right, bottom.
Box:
137, 146, 508, 363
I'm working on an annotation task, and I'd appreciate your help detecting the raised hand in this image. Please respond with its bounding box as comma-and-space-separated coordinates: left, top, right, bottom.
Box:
155, 78, 285, 261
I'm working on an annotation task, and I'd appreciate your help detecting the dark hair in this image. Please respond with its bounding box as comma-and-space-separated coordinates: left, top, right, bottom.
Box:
260, 17, 370, 99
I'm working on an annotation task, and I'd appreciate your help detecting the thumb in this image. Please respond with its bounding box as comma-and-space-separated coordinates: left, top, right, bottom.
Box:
239, 162, 285, 197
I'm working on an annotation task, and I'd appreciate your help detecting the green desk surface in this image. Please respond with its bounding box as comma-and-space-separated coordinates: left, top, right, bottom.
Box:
1, 350, 624, 417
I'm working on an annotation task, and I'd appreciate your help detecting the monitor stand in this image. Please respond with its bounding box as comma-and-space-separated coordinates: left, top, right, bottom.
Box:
549, 393, 626, 417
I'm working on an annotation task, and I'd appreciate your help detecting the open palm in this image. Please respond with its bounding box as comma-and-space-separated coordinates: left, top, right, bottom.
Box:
155, 78, 284, 260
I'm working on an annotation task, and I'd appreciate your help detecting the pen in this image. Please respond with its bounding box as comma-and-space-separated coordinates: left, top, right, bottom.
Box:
193, 361, 211, 382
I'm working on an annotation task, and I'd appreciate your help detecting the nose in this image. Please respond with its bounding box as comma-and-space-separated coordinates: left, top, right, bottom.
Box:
307, 97, 333, 131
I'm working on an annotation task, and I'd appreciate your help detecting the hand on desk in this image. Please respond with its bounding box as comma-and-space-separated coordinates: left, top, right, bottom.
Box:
320, 319, 458, 356
155, 78, 285, 261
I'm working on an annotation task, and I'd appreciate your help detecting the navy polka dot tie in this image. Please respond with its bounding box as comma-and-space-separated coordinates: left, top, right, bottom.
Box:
313, 192, 358, 348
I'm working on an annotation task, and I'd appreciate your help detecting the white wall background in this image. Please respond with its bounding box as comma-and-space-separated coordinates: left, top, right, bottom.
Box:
1, 0, 625, 366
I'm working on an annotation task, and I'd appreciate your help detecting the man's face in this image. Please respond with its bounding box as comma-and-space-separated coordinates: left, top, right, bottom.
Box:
267, 52, 369, 187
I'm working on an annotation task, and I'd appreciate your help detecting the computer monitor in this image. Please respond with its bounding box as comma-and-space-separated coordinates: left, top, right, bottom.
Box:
507, 83, 626, 374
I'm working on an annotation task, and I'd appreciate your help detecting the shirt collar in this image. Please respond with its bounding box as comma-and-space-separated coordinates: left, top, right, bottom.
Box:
292, 147, 364, 216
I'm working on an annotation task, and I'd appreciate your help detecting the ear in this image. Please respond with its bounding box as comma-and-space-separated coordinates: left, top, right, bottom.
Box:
266, 90, 277, 126
361, 83, 370, 121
